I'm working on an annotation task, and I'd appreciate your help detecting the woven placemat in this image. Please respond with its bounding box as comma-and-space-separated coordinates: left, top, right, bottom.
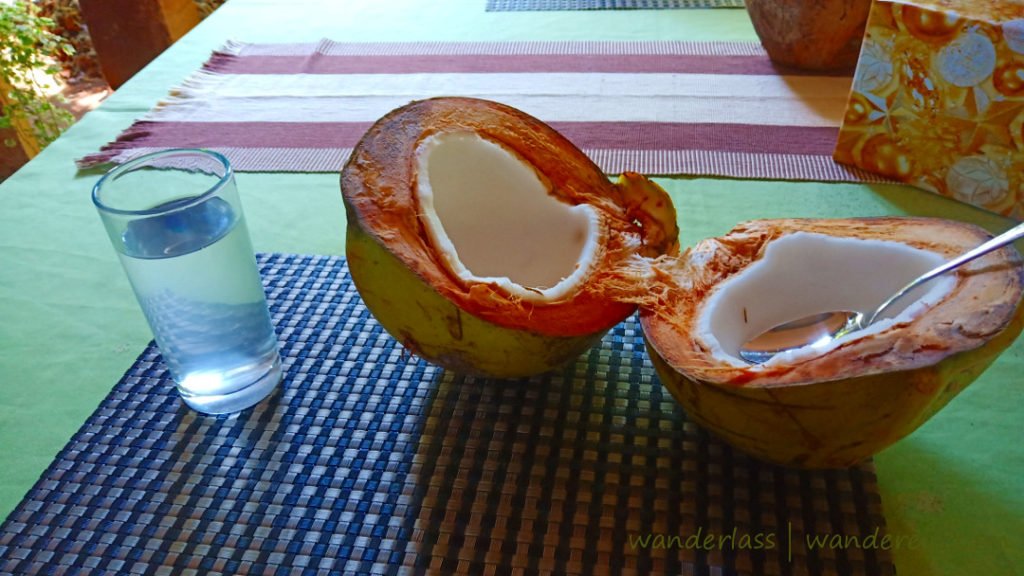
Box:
0, 253, 894, 575
487, 0, 746, 10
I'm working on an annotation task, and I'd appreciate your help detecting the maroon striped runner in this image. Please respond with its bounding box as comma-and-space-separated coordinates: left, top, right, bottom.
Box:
78, 39, 879, 183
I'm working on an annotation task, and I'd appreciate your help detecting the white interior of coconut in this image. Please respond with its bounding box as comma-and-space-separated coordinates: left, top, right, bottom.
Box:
415, 132, 600, 302
698, 232, 956, 367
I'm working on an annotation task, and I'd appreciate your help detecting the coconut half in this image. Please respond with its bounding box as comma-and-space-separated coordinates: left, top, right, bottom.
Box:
342, 97, 679, 377
642, 217, 1024, 467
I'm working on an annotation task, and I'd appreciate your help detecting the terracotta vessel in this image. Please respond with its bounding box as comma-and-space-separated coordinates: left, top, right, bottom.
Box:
745, 0, 873, 71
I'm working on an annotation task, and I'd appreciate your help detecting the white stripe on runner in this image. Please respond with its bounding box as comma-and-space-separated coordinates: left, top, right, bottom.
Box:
147, 91, 845, 127
173, 72, 849, 109
231, 41, 321, 56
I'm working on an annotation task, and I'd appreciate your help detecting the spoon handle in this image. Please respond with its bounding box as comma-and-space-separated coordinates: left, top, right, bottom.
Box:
865, 221, 1024, 326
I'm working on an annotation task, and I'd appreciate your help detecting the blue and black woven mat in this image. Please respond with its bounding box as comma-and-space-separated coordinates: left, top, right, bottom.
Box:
486, 0, 746, 11
0, 253, 894, 575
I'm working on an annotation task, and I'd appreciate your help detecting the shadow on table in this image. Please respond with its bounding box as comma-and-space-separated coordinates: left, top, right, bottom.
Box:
865, 183, 1014, 232
399, 323, 896, 576
772, 67, 854, 127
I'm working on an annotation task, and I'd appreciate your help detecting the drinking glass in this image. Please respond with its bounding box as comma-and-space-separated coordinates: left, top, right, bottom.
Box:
93, 149, 282, 414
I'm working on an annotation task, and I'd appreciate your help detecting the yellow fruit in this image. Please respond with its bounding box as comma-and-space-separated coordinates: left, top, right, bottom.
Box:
898, 5, 962, 45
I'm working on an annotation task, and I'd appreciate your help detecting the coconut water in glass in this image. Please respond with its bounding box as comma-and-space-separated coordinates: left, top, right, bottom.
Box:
93, 149, 282, 414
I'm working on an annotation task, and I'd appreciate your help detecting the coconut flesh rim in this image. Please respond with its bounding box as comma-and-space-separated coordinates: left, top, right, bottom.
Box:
696, 232, 957, 368
415, 132, 601, 302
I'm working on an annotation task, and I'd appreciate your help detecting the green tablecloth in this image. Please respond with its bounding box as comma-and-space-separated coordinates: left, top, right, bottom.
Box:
0, 1, 1019, 573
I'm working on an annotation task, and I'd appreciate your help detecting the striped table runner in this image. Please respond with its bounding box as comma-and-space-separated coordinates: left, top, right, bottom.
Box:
79, 39, 882, 183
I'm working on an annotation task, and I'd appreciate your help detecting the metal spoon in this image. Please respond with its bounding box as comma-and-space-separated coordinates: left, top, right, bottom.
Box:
738, 221, 1024, 364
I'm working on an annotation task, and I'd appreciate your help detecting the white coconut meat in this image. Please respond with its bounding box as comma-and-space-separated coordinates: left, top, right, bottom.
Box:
697, 232, 957, 367
415, 132, 601, 302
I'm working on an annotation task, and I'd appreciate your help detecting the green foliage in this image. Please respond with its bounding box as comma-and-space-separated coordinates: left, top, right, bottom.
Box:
35, 0, 101, 81
0, 0, 76, 149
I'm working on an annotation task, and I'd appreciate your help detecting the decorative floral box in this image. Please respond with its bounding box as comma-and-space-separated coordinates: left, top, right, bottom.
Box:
834, 0, 1024, 218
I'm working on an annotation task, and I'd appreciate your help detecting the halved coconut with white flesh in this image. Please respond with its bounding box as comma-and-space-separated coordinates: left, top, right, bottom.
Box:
341, 97, 679, 378
642, 217, 1024, 468
342, 99, 1024, 467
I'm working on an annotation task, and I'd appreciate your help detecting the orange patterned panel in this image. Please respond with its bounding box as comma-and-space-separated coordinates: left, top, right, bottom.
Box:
834, 0, 1024, 218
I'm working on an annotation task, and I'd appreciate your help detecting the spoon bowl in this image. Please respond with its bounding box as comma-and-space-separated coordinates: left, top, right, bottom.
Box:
738, 220, 1024, 364
738, 311, 863, 364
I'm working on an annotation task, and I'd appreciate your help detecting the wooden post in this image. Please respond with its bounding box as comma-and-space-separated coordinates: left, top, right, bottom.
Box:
78, 0, 202, 89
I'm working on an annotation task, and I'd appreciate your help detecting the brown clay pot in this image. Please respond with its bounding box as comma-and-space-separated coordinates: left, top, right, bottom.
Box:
745, 0, 873, 71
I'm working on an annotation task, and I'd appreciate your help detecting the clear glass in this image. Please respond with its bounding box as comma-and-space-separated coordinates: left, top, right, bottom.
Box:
93, 149, 282, 414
